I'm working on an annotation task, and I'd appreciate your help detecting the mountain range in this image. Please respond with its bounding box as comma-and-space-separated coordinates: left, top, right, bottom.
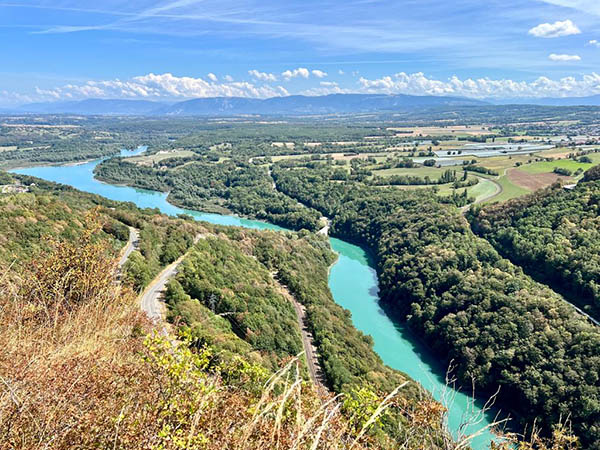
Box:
10, 94, 486, 116
7, 93, 600, 116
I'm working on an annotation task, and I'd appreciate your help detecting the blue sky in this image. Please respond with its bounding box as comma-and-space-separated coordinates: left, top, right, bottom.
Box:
2, 0, 600, 105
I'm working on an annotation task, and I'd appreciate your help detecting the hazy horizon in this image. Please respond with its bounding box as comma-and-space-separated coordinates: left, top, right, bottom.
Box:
2, 1, 600, 107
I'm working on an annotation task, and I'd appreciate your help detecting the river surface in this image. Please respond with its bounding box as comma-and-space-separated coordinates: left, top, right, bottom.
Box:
13, 147, 501, 449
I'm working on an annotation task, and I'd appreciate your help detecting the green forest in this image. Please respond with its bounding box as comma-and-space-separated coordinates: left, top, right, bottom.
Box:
95, 158, 322, 230
271, 164, 600, 447
468, 175, 600, 322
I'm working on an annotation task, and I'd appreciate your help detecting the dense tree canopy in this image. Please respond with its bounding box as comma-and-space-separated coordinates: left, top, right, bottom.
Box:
468, 179, 600, 321
272, 165, 600, 447
95, 158, 322, 231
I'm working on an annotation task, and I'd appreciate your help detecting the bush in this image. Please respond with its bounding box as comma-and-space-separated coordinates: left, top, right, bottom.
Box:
553, 167, 572, 176
584, 164, 600, 181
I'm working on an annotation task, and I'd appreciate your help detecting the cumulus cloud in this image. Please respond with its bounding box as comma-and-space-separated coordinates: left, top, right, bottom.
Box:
338, 70, 345, 75
207, 72, 218, 82
301, 82, 347, 96
588, 39, 600, 47
548, 53, 581, 61
528, 19, 581, 38
248, 70, 277, 82
356, 71, 600, 98
12, 71, 600, 105
282, 68, 329, 80
0, 90, 35, 106
282, 67, 310, 80
223, 74, 234, 82
33, 72, 289, 102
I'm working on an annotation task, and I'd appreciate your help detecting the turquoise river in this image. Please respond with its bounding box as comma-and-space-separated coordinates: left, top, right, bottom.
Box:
14, 147, 502, 449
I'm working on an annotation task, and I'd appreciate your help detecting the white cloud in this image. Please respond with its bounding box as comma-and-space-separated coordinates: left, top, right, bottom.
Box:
248, 69, 277, 82
338, 70, 345, 75
528, 19, 581, 38
223, 74, 234, 82
588, 39, 600, 47
12, 71, 600, 105
548, 53, 581, 61
282, 67, 310, 80
356, 71, 600, 98
207, 72, 218, 82
32, 72, 289, 102
302, 83, 347, 96
0, 90, 35, 106
281, 68, 328, 80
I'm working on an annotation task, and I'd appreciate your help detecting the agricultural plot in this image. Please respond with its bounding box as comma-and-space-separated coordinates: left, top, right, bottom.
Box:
519, 159, 593, 175
485, 174, 531, 203
127, 150, 196, 166
507, 168, 569, 191
387, 125, 494, 137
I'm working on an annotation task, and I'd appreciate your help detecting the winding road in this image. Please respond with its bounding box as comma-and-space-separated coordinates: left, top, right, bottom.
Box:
139, 257, 182, 323
272, 271, 328, 393
138, 234, 206, 324
474, 176, 502, 204
118, 227, 139, 269
461, 179, 599, 328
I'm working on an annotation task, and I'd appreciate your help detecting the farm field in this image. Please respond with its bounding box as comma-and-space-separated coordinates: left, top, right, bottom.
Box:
468, 177, 501, 202
485, 173, 531, 203
128, 149, 196, 166
506, 168, 570, 190
387, 125, 494, 136
518, 158, 594, 175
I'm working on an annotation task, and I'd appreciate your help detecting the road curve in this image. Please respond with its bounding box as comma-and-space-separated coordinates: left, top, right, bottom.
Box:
118, 227, 139, 269
138, 233, 206, 324
461, 176, 503, 215
139, 257, 184, 323
474, 176, 503, 204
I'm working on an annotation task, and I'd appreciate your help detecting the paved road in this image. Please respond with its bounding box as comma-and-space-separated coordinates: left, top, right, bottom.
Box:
118, 227, 139, 268
139, 256, 184, 323
272, 271, 328, 393
461, 176, 503, 215
138, 233, 205, 324
569, 303, 600, 327
474, 176, 502, 204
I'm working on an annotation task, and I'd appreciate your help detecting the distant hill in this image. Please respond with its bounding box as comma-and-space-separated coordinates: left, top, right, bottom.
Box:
17, 99, 167, 115
14, 94, 487, 116
493, 95, 600, 107
156, 94, 488, 115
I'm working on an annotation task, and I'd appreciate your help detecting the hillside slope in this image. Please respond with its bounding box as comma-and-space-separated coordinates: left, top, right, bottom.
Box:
0, 177, 482, 449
